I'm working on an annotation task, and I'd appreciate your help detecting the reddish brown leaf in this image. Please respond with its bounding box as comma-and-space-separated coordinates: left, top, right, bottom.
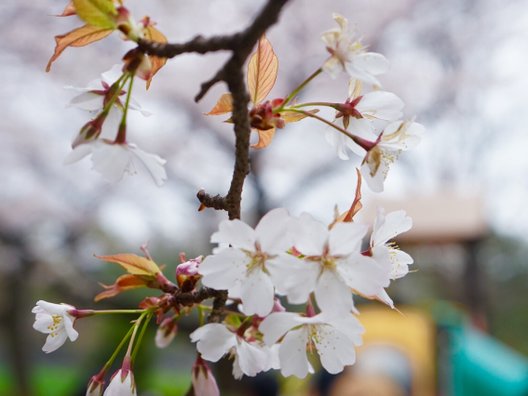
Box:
46, 24, 113, 72
247, 36, 278, 104
252, 127, 276, 149
281, 109, 319, 123
94, 274, 148, 301
329, 169, 363, 229
144, 24, 168, 89
95, 253, 161, 276
205, 93, 233, 115
343, 168, 363, 222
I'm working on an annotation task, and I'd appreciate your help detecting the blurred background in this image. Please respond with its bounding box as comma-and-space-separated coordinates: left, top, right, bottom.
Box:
2, 0, 528, 394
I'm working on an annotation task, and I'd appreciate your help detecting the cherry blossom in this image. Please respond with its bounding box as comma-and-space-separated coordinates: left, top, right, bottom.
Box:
327, 81, 404, 160
64, 140, 167, 186
103, 369, 136, 396
66, 65, 150, 116
32, 300, 79, 353
198, 208, 297, 317
371, 208, 413, 280
360, 120, 424, 192
190, 323, 277, 379
259, 311, 364, 378
276, 213, 391, 315
322, 14, 389, 85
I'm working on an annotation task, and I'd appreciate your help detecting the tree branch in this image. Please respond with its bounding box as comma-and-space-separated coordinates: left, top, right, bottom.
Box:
139, 0, 292, 322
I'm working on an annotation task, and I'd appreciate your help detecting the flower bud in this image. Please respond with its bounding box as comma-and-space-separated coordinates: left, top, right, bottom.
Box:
192, 356, 220, 396
86, 374, 105, 396
176, 256, 202, 292
249, 100, 285, 130
155, 318, 177, 349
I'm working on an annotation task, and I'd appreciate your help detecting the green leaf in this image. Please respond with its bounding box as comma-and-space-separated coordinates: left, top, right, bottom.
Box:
73, 0, 117, 29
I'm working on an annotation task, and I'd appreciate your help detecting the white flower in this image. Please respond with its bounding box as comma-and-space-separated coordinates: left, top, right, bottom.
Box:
327, 82, 404, 160
32, 300, 79, 353
199, 208, 298, 317
277, 214, 391, 315
190, 323, 276, 379
64, 140, 167, 186
260, 311, 364, 378
192, 357, 220, 396
103, 369, 136, 396
371, 208, 413, 280
67, 65, 150, 116
361, 120, 424, 192
322, 14, 389, 85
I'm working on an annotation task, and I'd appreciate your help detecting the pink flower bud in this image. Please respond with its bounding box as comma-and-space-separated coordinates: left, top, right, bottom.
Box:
192, 356, 219, 396
104, 369, 136, 396
86, 373, 105, 396
176, 256, 202, 291
155, 318, 177, 349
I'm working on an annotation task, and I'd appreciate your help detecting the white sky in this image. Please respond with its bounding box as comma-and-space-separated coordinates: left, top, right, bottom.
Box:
1, 0, 528, 258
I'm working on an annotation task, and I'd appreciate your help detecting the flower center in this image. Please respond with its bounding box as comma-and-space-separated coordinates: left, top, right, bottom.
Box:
47, 314, 63, 337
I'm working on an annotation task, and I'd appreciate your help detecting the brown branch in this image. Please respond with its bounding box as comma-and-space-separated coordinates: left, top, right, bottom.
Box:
140, 0, 292, 322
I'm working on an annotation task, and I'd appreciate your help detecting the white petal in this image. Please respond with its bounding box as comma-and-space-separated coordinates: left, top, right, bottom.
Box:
199, 249, 247, 291
190, 324, 236, 362
33, 313, 54, 333
315, 324, 357, 374
279, 328, 311, 378
325, 130, 351, 160
235, 341, 270, 377
372, 209, 412, 246
375, 288, 394, 308
389, 248, 414, 279
63, 144, 94, 165
128, 145, 167, 186
354, 52, 389, 76
357, 91, 404, 121
345, 63, 382, 86
63, 318, 79, 342
259, 312, 300, 346
328, 222, 367, 256
101, 65, 124, 85
91, 144, 130, 183
43, 331, 68, 353
322, 56, 342, 79
320, 313, 364, 345
292, 213, 328, 256
103, 370, 136, 396
255, 208, 293, 253
360, 160, 386, 193
239, 269, 275, 317
337, 254, 390, 296
211, 219, 256, 250
267, 254, 318, 301
68, 92, 104, 112
314, 270, 354, 315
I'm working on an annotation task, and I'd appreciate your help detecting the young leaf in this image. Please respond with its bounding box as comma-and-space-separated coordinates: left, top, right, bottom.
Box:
205, 93, 233, 115
57, 1, 76, 17
329, 169, 363, 228
252, 128, 276, 149
46, 24, 113, 72
94, 274, 149, 301
247, 36, 278, 105
144, 24, 168, 89
95, 253, 161, 276
281, 109, 319, 123
72, 0, 117, 29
